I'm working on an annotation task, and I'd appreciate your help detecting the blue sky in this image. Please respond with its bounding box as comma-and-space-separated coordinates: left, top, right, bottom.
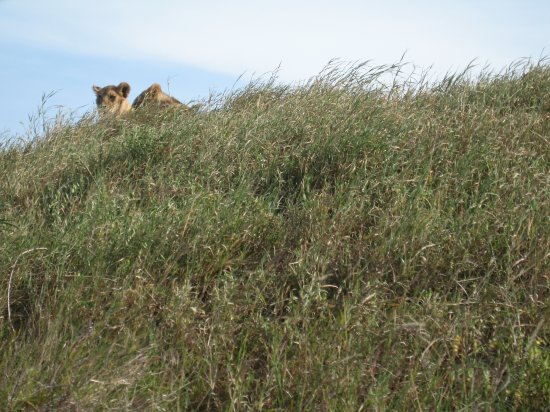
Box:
1, 0, 549, 140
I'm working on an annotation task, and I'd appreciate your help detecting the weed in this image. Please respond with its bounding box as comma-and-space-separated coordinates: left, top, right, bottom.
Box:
1, 59, 549, 410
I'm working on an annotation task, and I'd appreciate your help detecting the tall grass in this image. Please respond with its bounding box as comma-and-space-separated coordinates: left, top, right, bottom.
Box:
1, 60, 549, 410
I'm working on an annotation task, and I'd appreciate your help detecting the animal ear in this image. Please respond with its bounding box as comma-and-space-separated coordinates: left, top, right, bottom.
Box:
92, 85, 101, 94
118, 82, 131, 98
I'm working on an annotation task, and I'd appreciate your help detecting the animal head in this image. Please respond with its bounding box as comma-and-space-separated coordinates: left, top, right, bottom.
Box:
132, 83, 184, 109
92, 82, 132, 116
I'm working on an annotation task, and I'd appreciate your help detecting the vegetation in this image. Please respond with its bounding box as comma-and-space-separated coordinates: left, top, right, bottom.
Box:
1, 60, 549, 411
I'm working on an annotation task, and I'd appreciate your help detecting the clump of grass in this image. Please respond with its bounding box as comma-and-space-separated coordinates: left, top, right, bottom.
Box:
1, 59, 549, 410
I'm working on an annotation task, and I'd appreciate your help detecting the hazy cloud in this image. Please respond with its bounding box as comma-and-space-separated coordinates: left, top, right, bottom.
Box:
1, 0, 549, 81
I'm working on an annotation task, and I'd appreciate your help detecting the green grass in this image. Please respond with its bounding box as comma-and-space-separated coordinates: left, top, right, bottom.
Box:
1, 60, 549, 411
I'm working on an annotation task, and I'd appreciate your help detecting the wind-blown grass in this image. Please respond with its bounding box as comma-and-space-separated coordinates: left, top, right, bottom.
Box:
1, 60, 549, 410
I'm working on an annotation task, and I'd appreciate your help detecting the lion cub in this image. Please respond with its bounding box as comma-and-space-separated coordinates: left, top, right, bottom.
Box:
93, 82, 185, 116
132, 83, 185, 109
92, 82, 132, 116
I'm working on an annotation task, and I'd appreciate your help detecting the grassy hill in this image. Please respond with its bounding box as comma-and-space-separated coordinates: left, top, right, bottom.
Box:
1, 61, 549, 410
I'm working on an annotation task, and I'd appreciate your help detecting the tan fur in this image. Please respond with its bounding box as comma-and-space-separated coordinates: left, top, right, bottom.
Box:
132, 83, 186, 109
92, 82, 132, 116
93, 82, 187, 117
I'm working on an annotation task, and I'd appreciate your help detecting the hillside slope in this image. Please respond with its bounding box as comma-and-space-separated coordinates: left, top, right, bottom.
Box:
1, 62, 549, 410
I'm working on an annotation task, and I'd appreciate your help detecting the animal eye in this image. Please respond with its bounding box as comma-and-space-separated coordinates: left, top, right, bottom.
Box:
109, 95, 116, 101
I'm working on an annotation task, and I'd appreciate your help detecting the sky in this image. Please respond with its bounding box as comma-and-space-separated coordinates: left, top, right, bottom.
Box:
1, 0, 549, 140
